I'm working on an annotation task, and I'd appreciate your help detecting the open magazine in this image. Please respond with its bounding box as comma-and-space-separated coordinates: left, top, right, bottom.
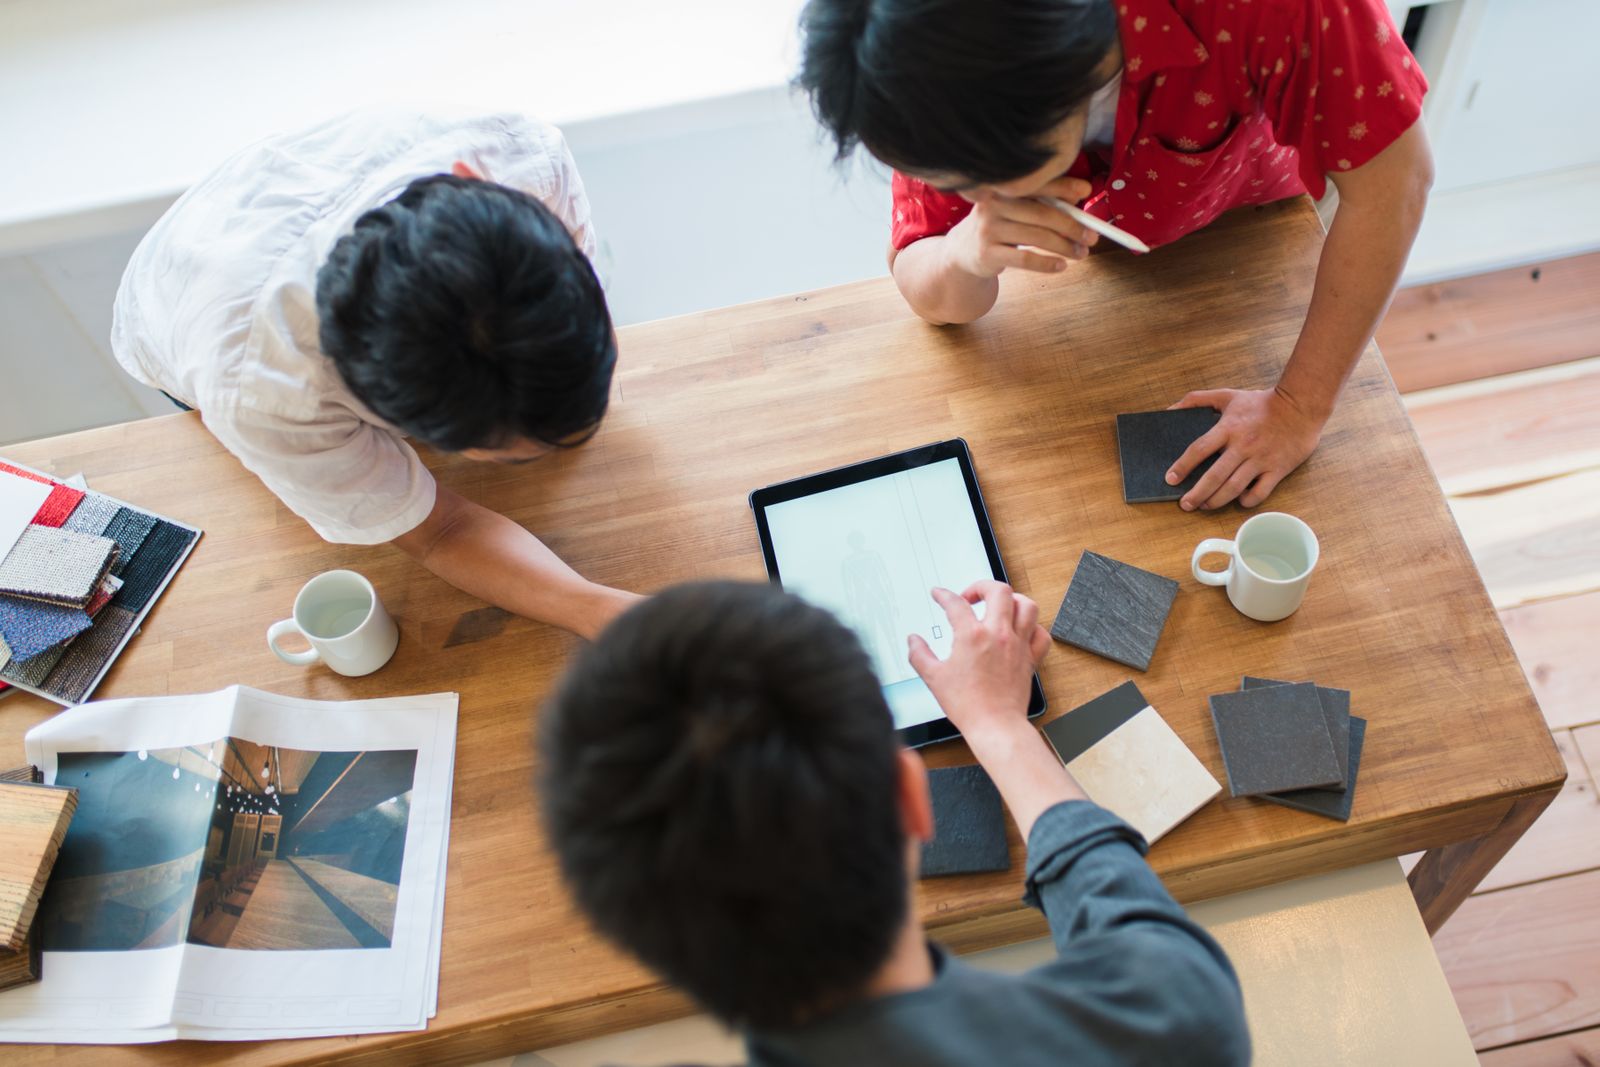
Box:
0, 685, 456, 1043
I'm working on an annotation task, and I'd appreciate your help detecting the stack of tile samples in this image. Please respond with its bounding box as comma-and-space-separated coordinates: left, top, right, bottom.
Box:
0, 460, 200, 706
0, 766, 77, 991
1209, 677, 1367, 821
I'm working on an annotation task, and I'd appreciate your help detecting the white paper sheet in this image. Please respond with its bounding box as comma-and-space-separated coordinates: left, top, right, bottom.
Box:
1, 685, 456, 1043
0, 470, 53, 561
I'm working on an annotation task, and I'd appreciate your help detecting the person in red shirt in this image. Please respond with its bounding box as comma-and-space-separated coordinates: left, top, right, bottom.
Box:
799, 0, 1433, 510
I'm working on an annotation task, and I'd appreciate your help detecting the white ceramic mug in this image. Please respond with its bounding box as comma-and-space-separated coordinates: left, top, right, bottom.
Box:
266, 570, 399, 676
1191, 512, 1320, 622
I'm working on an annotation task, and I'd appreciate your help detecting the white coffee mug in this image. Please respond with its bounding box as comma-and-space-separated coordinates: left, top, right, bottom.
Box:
1191, 512, 1320, 622
266, 570, 399, 676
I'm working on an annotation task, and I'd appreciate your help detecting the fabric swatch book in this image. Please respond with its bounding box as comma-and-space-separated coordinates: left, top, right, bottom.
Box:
1043, 680, 1221, 844
0, 686, 457, 1043
0, 459, 200, 706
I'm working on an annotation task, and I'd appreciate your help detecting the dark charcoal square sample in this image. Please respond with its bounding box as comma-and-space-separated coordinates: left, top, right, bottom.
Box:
920, 765, 1010, 878
111, 520, 196, 614
101, 508, 157, 578
1262, 717, 1367, 821
1241, 677, 1352, 792
1050, 551, 1179, 672
1209, 683, 1343, 796
1116, 408, 1223, 503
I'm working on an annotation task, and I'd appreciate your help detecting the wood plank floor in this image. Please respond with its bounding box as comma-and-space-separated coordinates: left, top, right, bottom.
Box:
288, 858, 398, 941
1380, 249, 1600, 1062
224, 860, 359, 950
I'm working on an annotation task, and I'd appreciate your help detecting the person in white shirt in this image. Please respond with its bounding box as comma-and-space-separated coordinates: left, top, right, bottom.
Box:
112, 108, 638, 639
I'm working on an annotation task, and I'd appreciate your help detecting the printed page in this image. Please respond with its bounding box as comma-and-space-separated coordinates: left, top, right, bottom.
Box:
2, 686, 456, 1043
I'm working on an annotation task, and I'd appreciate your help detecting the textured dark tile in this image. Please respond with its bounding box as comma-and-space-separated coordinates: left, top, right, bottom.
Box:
1209, 683, 1342, 796
1261, 717, 1368, 821
1115, 408, 1222, 503
1241, 676, 1352, 791
101, 508, 157, 577
40, 606, 138, 704
111, 521, 196, 614
919, 765, 1010, 878
1050, 551, 1179, 671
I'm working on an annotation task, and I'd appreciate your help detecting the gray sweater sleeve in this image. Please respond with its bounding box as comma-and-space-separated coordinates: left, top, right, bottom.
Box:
1019, 800, 1251, 1065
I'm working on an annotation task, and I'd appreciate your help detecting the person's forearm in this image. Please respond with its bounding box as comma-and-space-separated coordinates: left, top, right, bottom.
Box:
890, 237, 1000, 325
963, 718, 1088, 840
399, 496, 633, 639
1277, 181, 1427, 420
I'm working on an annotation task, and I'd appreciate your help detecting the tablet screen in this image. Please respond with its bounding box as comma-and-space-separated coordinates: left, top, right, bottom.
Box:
762, 457, 994, 730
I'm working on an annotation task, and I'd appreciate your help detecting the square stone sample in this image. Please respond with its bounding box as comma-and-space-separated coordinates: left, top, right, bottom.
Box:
1043, 680, 1221, 844
1262, 717, 1368, 821
1242, 677, 1352, 791
1116, 408, 1222, 503
1209, 683, 1343, 796
919, 765, 1010, 878
1051, 550, 1180, 672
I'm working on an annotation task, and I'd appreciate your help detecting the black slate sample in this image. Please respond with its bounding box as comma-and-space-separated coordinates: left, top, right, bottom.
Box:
1242, 676, 1352, 791
1209, 683, 1343, 796
920, 765, 1010, 878
1042, 679, 1149, 762
1115, 408, 1223, 503
110, 520, 197, 614
1261, 717, 1368, 821
1050, 551, 1179, 671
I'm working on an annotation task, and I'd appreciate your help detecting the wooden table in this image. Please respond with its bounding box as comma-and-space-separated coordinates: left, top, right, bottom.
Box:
0, 198, 1563, 1065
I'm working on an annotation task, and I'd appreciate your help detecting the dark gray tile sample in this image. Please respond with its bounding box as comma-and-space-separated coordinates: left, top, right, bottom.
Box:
1209, 683, 1343, 796
1241, 676, 1351, 791
1261, 717, 1368, 821
1116, 408, 1223, 503
920, 765, 1010, 878
101, 508, 157, 577
1050, 550, 1179, 672
1042, 679, 1148, 762
110, 520, 196, 614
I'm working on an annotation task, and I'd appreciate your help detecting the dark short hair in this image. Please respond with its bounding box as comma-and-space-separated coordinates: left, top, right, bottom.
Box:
316, 174, 616, 452
540, 581, 908, 1029
797, 0, 1119, 183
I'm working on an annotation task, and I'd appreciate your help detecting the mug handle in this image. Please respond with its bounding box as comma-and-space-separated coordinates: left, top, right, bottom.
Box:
1192, 538, 1236, 587
267, 619, 320, 666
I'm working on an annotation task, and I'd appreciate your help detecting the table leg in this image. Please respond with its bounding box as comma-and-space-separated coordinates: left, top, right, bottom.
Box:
1407, 789, 1559, 934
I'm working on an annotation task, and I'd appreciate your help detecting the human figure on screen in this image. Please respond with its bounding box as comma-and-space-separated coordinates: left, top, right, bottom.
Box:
540, 581, 1249, 1066
111, 108, 637, 639
841, 530, 901, 676
797, 0, 1434, 514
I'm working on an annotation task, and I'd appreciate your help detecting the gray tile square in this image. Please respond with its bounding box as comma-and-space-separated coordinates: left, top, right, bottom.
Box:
1242, 677, 1351, 791
1116, 408, 1222, 503
1050, 550, 1179, 671
1209, 683, 1343, 796
1261, 717, 1368, 821
919, 765, 1010, 878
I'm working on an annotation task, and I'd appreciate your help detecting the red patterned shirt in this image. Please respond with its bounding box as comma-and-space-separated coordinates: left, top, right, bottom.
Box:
890, 0, 1428, 252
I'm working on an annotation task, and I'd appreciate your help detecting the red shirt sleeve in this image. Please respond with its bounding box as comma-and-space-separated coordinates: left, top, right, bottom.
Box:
1249, 0, 1428, 197
891, 171, 973, 251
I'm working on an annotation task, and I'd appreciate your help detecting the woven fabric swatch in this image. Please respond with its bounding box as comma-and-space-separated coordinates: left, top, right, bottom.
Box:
40, 605, 138, 704
0, 460, 85, 529
0, 527, 118, 607
0, 594, 94, 661
111, 521, 196, 614
61, 493, 121, 537
0, 632, 10, 672
85, 574, 123, 618
102, 508, 158, 578
0, 640, 68, 688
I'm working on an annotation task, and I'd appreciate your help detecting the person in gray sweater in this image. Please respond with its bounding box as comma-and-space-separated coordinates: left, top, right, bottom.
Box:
540, 580, 1250, 1066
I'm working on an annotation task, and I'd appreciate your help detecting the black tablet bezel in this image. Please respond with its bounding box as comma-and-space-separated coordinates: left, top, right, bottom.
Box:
749, 438, 1047, 748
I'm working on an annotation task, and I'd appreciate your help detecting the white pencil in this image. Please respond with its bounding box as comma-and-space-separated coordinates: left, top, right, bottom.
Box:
1043, 196, 1151, 254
